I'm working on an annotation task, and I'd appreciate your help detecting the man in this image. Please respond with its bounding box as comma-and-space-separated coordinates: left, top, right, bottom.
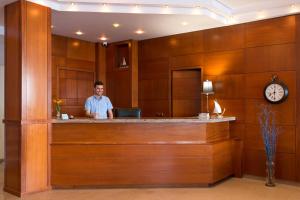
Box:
85, 80, 113, 119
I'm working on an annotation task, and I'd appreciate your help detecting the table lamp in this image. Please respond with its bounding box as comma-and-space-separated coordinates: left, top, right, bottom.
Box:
202, 80, 214, 114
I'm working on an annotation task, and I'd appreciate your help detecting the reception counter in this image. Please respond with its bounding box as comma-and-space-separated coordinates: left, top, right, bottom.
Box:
51, 117, 241, 188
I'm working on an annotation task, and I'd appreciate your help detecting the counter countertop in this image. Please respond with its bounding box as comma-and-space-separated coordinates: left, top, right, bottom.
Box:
52, 116, 236, 124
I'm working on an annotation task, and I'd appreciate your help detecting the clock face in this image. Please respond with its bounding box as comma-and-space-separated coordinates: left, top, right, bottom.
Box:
264, 83, 288, 103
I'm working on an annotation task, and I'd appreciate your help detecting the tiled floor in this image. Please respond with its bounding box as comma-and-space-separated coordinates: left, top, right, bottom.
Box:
0, 164, 300, 200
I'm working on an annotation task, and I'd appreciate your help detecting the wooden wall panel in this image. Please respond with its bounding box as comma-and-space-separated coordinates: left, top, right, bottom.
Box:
203, 50, 245, 75
245, 16, 295, 47
52, 35, 67, 57
245, 44, 296, 73
204, 25, 244, 52
170, 53, 204, 69
245, 99, 295, 125
245, 150, 296, 180
208, 75, 246, 99
139, 58, 169, 80
169, 31, 204, 56
52, 35, 96, 116
139, 100, 170, 117
139, 79, 169, 100
67, 38, 95, 62
139, 37, 170, 60
245, 124, 295, 153
138, 14, 300, 181
245, 71, 296, 99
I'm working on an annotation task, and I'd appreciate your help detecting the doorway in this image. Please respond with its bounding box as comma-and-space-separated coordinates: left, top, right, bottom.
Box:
171, 68, 201, 117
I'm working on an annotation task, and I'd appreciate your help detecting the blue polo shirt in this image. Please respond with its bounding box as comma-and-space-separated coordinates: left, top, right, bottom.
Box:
84, 95, 113, 119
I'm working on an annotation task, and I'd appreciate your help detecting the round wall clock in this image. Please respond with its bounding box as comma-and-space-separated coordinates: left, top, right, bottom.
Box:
264, 75, 288, 104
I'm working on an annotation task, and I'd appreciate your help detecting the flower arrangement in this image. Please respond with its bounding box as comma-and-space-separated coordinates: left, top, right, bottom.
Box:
258, 105, 279, 186
53, 98, 63, 117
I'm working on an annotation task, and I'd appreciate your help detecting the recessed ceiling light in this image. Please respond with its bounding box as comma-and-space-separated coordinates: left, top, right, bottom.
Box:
51, 25, 54, 29
135, 29, 144, 34
75, 30, 83, 35
181, 22, 188, 26
290, 4, 298, 13
99, 36, 108, 41
257, 11, 266, 20
113, 23, 120, 28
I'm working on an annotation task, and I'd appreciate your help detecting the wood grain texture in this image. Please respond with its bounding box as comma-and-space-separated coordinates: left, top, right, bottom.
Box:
106, 40, 138, 108
51, 122, 235, 187
52, 122, 229, 144
295, 15, 300, 182
245, 16, 295, 47
245, 44, 296, 73
244, 149, 296, 180
245, 124, 295, 153
245, 99, 295, 125
4, 0, 50, 196
172, 70, 201, 117
5, 1, 21, 121
138, 14, 299, 181
170, 53, 204, 69
67, 38, 95, 62
203, 50, 245, 75
245, 71, 296, 99
204, 24, 244, 52
52, 35, 96, 116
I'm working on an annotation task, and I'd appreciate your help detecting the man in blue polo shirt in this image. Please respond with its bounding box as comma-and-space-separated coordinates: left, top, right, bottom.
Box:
85, 80, 113, 119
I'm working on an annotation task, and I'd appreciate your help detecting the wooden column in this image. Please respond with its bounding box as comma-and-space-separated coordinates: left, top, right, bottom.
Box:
296, 14, 300, 182
4, 0, 51, 196
96, 44, 107, 92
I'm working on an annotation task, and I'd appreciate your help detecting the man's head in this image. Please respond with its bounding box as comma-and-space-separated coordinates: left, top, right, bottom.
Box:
94, 80, 104, 97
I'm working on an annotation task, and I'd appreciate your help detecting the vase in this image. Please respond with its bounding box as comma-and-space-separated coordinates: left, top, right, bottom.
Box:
56, 111, 61, 119
265, 160, 275, 187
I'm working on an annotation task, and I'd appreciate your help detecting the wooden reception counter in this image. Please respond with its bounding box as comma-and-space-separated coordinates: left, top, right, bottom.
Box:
51, 117, 241, 188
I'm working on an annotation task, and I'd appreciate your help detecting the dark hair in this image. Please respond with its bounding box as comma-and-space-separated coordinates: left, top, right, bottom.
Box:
94, 80, 104, 88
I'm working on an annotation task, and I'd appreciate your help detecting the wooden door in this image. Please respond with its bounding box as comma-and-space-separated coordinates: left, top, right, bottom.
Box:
172, 69, 201, 117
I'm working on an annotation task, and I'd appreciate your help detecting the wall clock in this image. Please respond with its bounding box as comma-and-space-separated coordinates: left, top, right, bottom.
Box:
264, 75, 288, 104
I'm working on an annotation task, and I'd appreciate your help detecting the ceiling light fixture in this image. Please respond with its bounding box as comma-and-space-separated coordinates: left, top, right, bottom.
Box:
290, 4, 299, 13
71, 2, 75, 6
99, 36, 108, 41
51, 25, 54, 29
113, 23, 120, 28
181, 22, 188, 26
135, 29, 144, 34
257, 11, 266, 20
75, 30, 83, 35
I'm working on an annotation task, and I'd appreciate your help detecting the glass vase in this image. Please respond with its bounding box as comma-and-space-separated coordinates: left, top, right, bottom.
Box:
56, 111, 61, 119
265, 160, 275, 187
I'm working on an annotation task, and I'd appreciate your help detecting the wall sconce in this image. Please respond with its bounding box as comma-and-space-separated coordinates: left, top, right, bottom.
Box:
202, 80, 214, 114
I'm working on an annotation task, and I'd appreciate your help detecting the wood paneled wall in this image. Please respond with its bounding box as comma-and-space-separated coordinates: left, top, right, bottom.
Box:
52, 35, 96, 116
4, 0, 51, 196
139, 15, 299, 181
106, 40, 138, 108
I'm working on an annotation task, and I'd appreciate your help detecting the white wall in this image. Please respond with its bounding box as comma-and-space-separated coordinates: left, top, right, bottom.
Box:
0, 35, 4, 159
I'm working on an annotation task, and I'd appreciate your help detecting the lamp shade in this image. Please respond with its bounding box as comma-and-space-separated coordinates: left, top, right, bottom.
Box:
203, 80, 213, 94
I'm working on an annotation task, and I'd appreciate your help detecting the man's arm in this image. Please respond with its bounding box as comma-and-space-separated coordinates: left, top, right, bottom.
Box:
86, 110, 96, 118
108, 109, 113, 119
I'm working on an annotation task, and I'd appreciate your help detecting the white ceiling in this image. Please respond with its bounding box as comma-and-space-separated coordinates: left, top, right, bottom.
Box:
0, 0, 300, 42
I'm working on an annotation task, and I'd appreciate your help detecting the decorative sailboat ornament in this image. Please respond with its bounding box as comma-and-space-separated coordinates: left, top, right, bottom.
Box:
213, 100, 226, 118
